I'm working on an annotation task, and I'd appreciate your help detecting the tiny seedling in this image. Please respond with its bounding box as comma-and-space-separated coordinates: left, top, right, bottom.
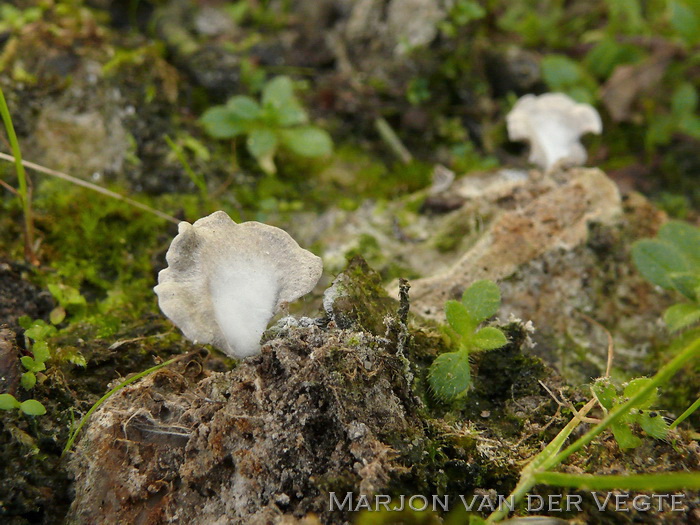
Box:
632, 220, 700, 332
429, 280, 508, 400
592, 377, 669, 450
200, 75, 333, 174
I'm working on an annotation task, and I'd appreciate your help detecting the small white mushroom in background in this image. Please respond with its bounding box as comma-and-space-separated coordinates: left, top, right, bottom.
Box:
506, 92, 602, 171
154, 211, 323, 359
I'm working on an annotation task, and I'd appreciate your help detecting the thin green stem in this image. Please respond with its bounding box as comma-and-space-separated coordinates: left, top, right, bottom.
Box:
0, 86, 37, 264
62, 357, 177, 457
486, 335, 700, 523
670, 396, 700, 430
547, 337, 700, 468
534, 472, 700, 491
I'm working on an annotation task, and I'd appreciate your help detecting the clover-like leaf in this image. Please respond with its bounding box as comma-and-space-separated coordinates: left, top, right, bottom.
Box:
200, 106, 249, 139
472, 326, 508, 350
623, 378, 658, 410
262, 76, 295, 109
20, 356, 45, 373
592, 379, 617, 410
610, 420, 642, 450
429, 351, 472, 401
21, 371, 36, 390
281, 127, 333, 158
462, 280, 501, 323
226, 96, 262, 120
664, 303, 700, 332
445, 300, 474, 337
632, 239, 689, 290
637, 412, 669, 440
32, 341, 50, 364
668, 272, 700, 301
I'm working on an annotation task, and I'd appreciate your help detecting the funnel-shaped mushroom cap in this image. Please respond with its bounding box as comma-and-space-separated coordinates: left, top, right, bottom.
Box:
154, 211, 323, 358
507, 93, 602, 170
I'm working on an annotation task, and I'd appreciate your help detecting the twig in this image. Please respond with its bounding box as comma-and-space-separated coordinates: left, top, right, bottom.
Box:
0, 152, 180, 225
374, 117, 413, 165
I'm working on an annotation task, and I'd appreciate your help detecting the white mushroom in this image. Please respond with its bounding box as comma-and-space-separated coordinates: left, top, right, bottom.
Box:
154, 211, 323, 358
506, 93, 602, 170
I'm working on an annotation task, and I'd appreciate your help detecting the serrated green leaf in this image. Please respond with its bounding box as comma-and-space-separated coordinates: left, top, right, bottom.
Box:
631, 239, 689, 289
624, 378, 657, 409
262, 76, 295, 109
473, 326, 508, 350
225, 95, 262, 120
592, 379, 618, 410
638, 412, 669, 440
667, 273, 700, 301
281, 127, 333, 157
200, 107, 249, 139
445, 300, 475, 336
19, 399, 46, 416
429, 351, 472, 401
658, 221, 700, 267
0, 393, 20, 410
21, 371, 36, 390
610, 421, 642, 450
24, 320, 57, 342
663, 303, 700, 332
32, 341, 50, 363
462, 280, 501, 323
20, 356, 45, 373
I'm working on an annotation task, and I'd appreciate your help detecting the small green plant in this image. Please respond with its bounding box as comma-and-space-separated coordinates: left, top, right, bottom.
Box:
429, 280, 508, 400
592, 377, 669, 450
200, 75, 333, 174
18, 316, 57, 392
631, 220, 700, 332
0, 394, 46, 416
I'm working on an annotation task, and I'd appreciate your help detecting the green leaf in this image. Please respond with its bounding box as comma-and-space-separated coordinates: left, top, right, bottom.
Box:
624, 378, 657, 409
280, 127, 333, 157
445, 300, 475, 336
49, 306, 66, 325
20, 356, 46, 373
32, 341, 50, 363
21, 371, 36, 390
631, 239, 689, 289
225, 96, 261, 120
664, 303, 700, 332
19, 399, 46, 416
610, 421, 642, 450
429, 351, 472, 400
246, 128, 278, 162
461, 280, 501, 323
0, 393, 20, 410
638, 412, 669, 440
678, 114, 700, 140
472, 326, 508, 350
24, 320, 57, 342
658, 220, 700, 267
671, 83, 699, 118
592, 379, 617, 410
668, 273, 700, 300
262, 76, 295, 109
670, 0, 700, 46
200, 107, 249, 139
274, 100, 308, 127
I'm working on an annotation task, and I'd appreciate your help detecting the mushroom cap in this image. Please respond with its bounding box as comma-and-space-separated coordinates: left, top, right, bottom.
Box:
154, 211, 323, 358
506, 93, 602, 170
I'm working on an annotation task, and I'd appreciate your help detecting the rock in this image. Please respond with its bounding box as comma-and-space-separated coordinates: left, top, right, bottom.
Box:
68, 321, 426, 524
